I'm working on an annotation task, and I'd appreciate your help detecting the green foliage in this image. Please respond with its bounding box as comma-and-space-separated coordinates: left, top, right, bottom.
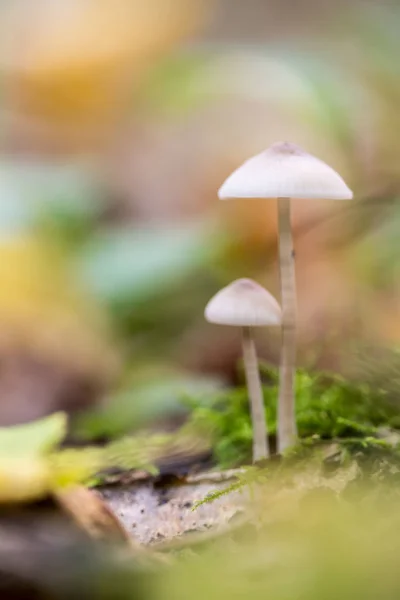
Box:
78, 222, 222, 305
76, 222, 228, 355
50, 434, 164, 488
0, 412, 67, 458
0, 161, 102, 237
0, 411, 206, 501
186, 366, 398, 468
0, 413, 68, 502
73, 367, 221, 439
51, 426, 210, 489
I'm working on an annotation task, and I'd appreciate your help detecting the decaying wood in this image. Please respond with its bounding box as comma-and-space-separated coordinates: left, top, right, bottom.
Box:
100, 478, 248, 545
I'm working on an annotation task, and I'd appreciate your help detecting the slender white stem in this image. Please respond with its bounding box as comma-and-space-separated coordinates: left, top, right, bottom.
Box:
242, 326, 269, 462
277, 197, 298, 452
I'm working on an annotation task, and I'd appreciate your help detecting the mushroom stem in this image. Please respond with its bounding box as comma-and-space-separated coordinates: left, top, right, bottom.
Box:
277, 197, 298, 453
242, 326, 269, 461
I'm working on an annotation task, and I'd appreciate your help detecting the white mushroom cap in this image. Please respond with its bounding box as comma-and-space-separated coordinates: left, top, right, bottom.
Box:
205, 278, 282, 327
218, 142, 353, 201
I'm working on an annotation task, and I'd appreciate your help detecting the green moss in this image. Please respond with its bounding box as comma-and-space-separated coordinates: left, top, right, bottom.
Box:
185, 366, 399, 468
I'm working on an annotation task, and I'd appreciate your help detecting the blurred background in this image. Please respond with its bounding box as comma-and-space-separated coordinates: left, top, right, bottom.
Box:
0, 0, 398, 433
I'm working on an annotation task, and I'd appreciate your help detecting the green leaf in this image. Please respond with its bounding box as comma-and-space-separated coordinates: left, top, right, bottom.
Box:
0, 161, 102, 236
77, 221, 223, 304
74, 371, 220, 439
0, 412, 67, 458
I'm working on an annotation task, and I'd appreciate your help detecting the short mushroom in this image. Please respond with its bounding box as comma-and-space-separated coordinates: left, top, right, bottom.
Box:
205, 278, 282, 462
218, 142, 353, 452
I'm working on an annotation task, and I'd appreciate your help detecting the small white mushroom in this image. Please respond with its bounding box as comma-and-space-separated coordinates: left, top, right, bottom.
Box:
218, 142, 353, 453
205, 278, 282, 462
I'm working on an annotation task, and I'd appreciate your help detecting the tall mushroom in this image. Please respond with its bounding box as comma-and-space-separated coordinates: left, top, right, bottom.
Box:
205, 278, 282, 462
218, 142, 353, 452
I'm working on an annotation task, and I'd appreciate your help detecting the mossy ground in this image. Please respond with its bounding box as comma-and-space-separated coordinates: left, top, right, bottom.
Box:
185, 363, 400, 470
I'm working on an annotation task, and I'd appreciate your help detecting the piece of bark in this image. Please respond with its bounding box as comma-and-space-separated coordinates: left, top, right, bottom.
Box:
54, 486, 132, 545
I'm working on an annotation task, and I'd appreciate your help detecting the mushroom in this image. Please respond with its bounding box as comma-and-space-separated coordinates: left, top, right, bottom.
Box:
205, 278, 282, 462
218, 142, 353, 452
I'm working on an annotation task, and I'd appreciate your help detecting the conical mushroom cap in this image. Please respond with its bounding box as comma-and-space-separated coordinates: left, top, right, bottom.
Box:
218, 142, 353, 200
205, 278, 281, 327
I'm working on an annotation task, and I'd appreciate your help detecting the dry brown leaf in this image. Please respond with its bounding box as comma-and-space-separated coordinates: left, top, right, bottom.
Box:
54, 485, 132, 545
